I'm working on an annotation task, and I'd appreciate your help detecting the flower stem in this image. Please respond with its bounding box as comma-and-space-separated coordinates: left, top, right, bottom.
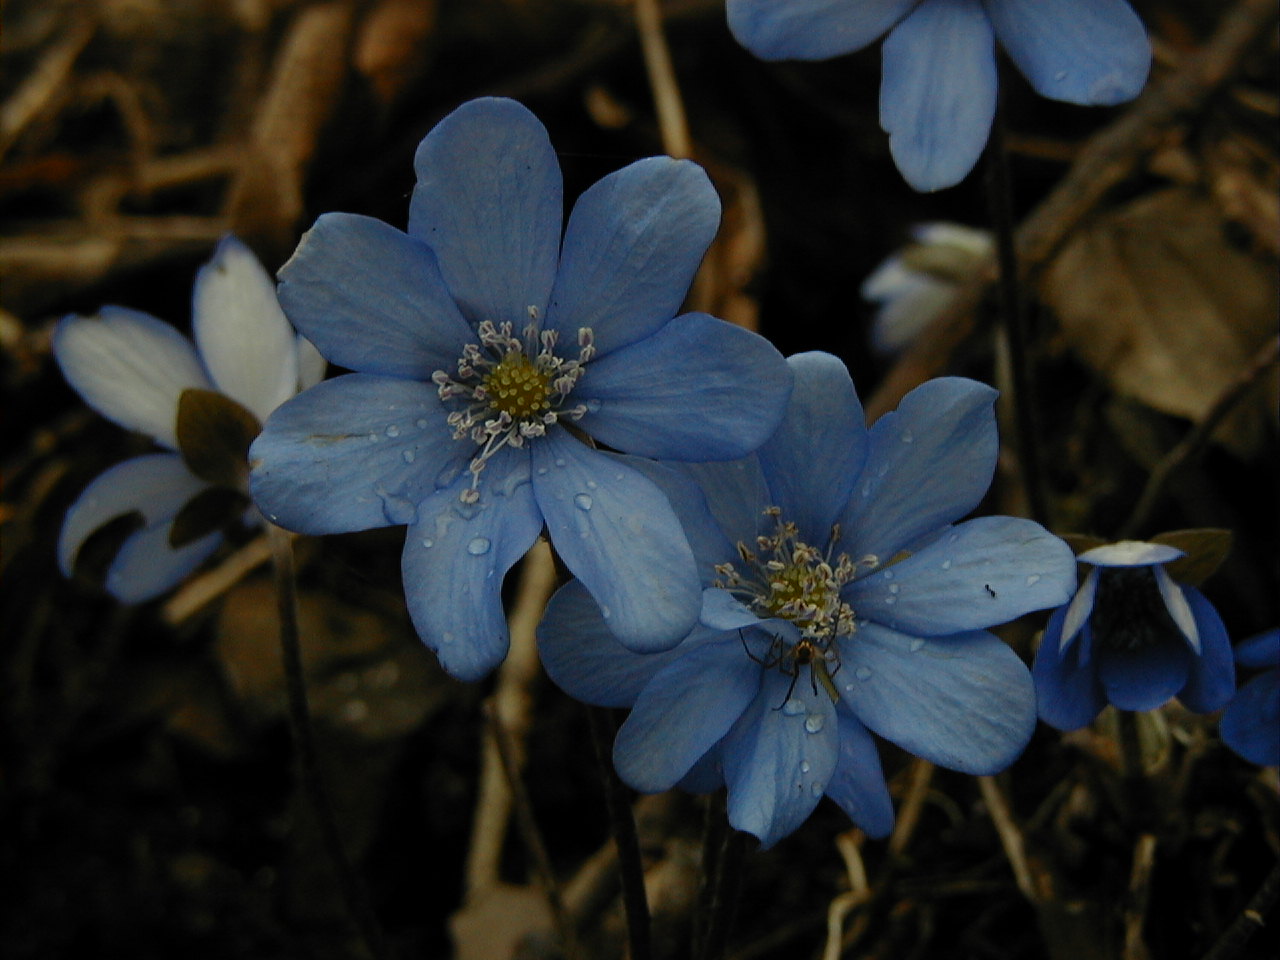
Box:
267, 524, 391, 960
586, 705, 651, 960
697, 820, 750, 960
984, 89, 1049, 526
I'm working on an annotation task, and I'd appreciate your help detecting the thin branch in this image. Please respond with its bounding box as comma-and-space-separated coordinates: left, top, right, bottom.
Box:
1123, 833, 1159, 960
634, 0, 693, 159
1199, 858, 1280, 960
978, 775, 1040, 903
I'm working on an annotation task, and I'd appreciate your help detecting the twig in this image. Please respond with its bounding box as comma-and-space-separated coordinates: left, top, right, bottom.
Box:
634, 0, 693, 159
979, 775, 1041, 903
888, 758, 935, 858
162, 532, 273, 624
1199, 857, 1280, 960
823, 830, 872, 960
865, 0, 1280, 421
0, 18, 95, 160
1119, 335, 1280, 538
1123, 833, 1159, 960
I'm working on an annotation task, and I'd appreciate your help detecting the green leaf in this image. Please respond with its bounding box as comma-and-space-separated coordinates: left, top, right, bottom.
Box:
176, 389, 262, 487
169, 487, 251, 548
1151, 528, 1232, 587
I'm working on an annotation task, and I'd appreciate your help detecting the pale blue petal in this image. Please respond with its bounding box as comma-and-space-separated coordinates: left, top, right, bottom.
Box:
193, 235, 297, 422
846, 517, 1076, 635
1096, 636, 1190, 712
621, 459, 736, 573
1058, 568, 1098, 652
277, 213, 473, 379
838, 377, 998, 562
726, 0, 916, 61
985, 0, 1150, 105
700, 588, 766, 632
401, 447, 540, 681
1177, 588, 1236, 713
576, 313, 792, 461
881, 0, 997, 191
674, 457, 771, 547
839, 622, 1036, 774
547, 157, 720, 355
59, 453, 210, 574
614, 637, 761, 792
249, 374, 468, 534
1154, 565, 1199, 652
825, 709, 895, 839
723, 670, 840, 848
1033, 610, 1107, 731
1220, 672, 1280, 767
107, 522, 222, 603
54, 308, 211, 449
407, 98, 562, 327
755, 352, 865, 544
532, 431, 700, 652
1236, 629, 1280, 670
1078, 539, 1182, 566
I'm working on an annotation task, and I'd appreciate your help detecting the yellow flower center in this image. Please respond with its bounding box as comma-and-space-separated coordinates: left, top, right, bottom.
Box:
762, 564, 836, 630
483, 352, 553, 420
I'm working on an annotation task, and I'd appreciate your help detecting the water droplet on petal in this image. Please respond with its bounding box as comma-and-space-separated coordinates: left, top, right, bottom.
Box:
421, 538, 434, 549
855, 666, 872, 681
909, 638, 925, 653
467, 536, 492, 556
536, 466, 548, 476
884, 596, 896, 606
599, 605, 612, 620
368, 432, 380, 443
380, 493, 417, 525
844, 683, 855, 693
586, 480, 598, 490
436, 462, 462, 489
888, 584, 899, 595
901, 429, 914, 443
883, 570, 893, 580
941, 559, 952, 570
1055, 70, 1068, 82
781, 700, 805, 716
416, 418, 429, 429
799, 761, 811, 774
804, 714, 824, 734
585, 398, 601, 413
862, 481, 873, 497
441, 631, 456, 645
386, 424, 400, 438
1026, 574, 1041, 586
402, 449, 416, 464
574, 493, 593, 511
554, 458, 566, 468
812, 781, 825, 798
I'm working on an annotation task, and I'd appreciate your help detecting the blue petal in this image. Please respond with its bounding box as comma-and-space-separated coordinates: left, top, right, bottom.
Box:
838, 377, 998, 563
277, 213, 474, 379
401, 446, 541, 681
576, 313, 793, 461
756, 352, 866, 545
838, 622, 1036, 774
1220, 672, 1280, 767
1032, 608, 1107, 731
1177, 588, 1236, 713
986, 0, 1150, 105
614, 637, 761, 792
722, 670, 840, 848
107, 522, 222, 603
726, 0, 916, 61
546, 157, 720, 356
1058, 568, 1098, 652
407, 98, 562, 327
1097, 636, 1190, 712
59, 453, 210, 574
193, 235, 298, 422
54, 307, 210, 449
621, 459, 737, 573
1078, 540, 1181, 566
538, 579, 708, 708
846, 516, 1076, 635
532, 431, 700, 652
675, 457, 771, 547
881, 0, 997, 191
249, 374, 468, 534
825, 708, 895, 839
1235, 629, 1280, 670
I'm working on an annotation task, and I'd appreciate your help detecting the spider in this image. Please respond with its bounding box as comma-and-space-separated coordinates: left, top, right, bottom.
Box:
739, 629, 842, 710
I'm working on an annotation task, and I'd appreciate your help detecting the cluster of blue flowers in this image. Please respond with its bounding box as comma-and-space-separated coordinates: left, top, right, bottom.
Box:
54, 51, 1274, 849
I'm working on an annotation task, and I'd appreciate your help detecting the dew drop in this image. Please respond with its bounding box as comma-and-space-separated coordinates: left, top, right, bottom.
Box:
554, 458, 566, 468
402, 449, 416, 464
948, 533, 960, 544
862, 480, 873, 497
467, 536, 492, 556
574, 493, 593, 511
888, 584, 899, 595
884, 596, 896, 605
811, 781, 824, 798
435, 462, 462, 489
421, 538, 434, 549
799, 761, 811, 774
416, 418, 428, 429
585, 398, 602, 413
909, 638, 925, 653
441, 631, 456, 645
781, 700, 805, 716
536, 466, 548, 476
855, 666, 872, 681
804, 714, 825, 734
368, 432, 380, 443
901, 429, 914, 443
386, 424, 400, 438
599, 605, 612, 620
1026, 574, 1041, 586
883, 569, 893, 580
586, 480, 598, 490
844, 683, 855, 693
379, 493, 417, 525
1055, 70, 1068, 81
941, 559, 952, 570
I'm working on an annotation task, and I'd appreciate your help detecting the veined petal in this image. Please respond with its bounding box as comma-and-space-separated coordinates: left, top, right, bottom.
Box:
547, 157, 720, 355
1235, 629, 1280, 670
838, 622, 1036, 774
881, 0, 997, 191
726, 0, 916, 61
277, 213, 473, 379
1177, 588, 1236, 713
622, 459, 737, 573
54, 308, 211, 449
838, 377, 998, 563
107, 522, 222, 603
1096, 635, 1190, 712
825, 709, 895, 839
401, 447, 540, 681
407, 98, 562, 327
193, 235, 298, 422
614, 637, 761, 792
757, 352, 866, 545
1220, 672, 1280, 767
533, 432, 701, 652
249, 374, 468, 534
1059, 568, 1099, 652
675, 457, 771, 548
722, 670, 840, 849
1032, 609, 1107, 731
575, 313, 793, 461
986, 0, 1150, 105
59, 453, 210, 574
845, 516, 1075, 635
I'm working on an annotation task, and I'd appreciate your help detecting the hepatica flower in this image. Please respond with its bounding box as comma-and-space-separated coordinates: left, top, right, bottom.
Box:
538, 353, 1075, 846
56, 236, 324, 602
249, 97, 792, 682
1032, 541, 1235, 730
1220, 630, 1279, 767
727, 0, 1151, 190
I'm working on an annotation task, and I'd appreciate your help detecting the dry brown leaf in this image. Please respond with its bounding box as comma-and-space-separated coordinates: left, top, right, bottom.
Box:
1043, 187, 1278, 455
449, 883, 552, 960
354, 0, 436, 107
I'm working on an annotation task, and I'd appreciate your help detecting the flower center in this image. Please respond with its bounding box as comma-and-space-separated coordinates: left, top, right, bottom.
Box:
432, 315, 595, 503
1093, 567, 1184, 652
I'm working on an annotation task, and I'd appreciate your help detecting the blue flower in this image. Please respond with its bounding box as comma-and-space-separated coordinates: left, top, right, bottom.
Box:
249, 97, 793, 682
1032, 541, 1236, 730
727, 0, 1151, 190
538, 352, 1075, 846
1220, 630, 1279, 767
56, 236, 325, 602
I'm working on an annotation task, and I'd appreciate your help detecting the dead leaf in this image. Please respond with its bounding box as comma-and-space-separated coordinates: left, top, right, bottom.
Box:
354, 0, 436, 107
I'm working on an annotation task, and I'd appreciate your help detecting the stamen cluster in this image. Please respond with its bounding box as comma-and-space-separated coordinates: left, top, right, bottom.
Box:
432, 317, 595, 502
